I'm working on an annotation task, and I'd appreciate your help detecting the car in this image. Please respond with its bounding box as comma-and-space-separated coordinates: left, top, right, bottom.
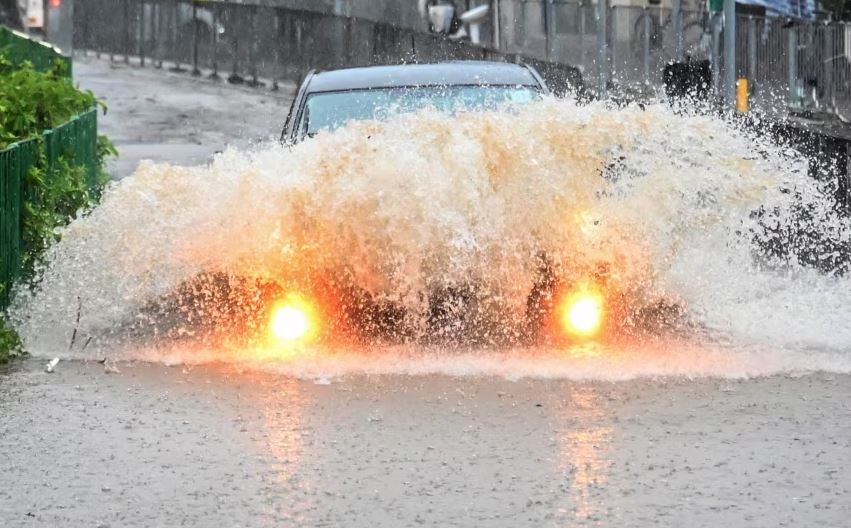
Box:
281, 61, 549, 144
138, 61, 685, 350
131, 62, 565, 349
269, 62, 680, 347
147, 62, 675, 349
277, 62, 573, 345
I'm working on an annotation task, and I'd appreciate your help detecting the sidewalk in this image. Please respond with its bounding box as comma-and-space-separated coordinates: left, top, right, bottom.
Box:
74, 54, 296, 179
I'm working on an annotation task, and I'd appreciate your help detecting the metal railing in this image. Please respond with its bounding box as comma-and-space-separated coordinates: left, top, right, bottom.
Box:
0, 108, 99, 308
498, 1, 707, 93
738, 15, 851, 117
0, 139, 32, 307
498, 0, 851, 118
70, 0, 851, 120
72, 0, 584, 94
0, 24, 71, 72
0, 27, 98, 308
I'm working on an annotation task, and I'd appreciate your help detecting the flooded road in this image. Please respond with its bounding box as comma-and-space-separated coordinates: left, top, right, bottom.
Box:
4, 55, 851, 527
74, 55, 294, 179
1, 359, 849, 527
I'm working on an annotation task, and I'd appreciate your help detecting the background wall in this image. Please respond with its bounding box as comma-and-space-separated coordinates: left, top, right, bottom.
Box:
0, 0, 21, 29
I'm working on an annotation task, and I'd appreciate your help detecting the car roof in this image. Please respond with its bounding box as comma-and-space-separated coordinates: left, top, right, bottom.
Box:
306, 61, 542, 93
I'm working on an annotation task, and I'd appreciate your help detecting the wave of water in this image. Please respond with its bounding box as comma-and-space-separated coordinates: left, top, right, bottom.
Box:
10, 99, 851, 379
105, 339, 849, 381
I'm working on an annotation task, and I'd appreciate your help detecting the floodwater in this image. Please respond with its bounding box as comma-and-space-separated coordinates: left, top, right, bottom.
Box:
3, 58, 851, 526
1, 359, 849, 527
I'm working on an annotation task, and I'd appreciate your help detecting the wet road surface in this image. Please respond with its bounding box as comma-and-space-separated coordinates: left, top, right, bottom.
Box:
1, 359, 849, 527
74, 55, 295, 179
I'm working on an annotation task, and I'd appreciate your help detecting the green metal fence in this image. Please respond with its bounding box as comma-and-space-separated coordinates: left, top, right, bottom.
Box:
0, 139, 32, 307
0, 108, 98, 308
0, 25, 71, 74
45, 108, 99, 193
1, 25, 94, 308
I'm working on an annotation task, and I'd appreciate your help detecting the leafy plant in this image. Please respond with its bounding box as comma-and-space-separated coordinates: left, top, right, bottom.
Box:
0, 57, 98, 148
0, 317, 22, 363
1, 53, 116, 359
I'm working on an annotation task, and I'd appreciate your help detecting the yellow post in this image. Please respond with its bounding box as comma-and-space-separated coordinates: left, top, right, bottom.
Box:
736, 78, 749, 113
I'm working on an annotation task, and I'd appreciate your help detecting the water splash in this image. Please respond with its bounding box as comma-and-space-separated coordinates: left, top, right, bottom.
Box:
11, 99, 851, 379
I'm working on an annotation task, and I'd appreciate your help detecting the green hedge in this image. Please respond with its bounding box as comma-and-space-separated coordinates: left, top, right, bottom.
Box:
0, 27, 114, 362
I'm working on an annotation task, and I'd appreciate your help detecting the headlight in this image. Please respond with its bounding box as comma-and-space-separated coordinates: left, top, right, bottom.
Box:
269, 293, 318, 344
560, 289, 605, 339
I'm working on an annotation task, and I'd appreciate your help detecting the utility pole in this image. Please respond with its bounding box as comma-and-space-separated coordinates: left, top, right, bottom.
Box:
672, 0, 683, 61
492, 0, 500, 50
723, 0, 736, 112
596, 0, 608, 98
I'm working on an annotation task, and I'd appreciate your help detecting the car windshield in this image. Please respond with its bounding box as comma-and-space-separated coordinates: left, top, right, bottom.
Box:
300, 85, 539, 137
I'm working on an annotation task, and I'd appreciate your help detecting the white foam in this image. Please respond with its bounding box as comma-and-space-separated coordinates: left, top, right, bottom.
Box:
112, 340, 851, 381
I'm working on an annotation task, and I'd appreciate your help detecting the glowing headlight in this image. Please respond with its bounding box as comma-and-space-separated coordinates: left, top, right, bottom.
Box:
561, 290, 604, 338
269, 294, 317, 344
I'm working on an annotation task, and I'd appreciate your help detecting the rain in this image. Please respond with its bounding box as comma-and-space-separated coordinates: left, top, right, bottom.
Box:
1, 1, 850, 526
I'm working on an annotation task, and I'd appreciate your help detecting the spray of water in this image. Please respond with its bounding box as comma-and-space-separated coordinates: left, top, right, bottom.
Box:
11, 99, 851, 379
